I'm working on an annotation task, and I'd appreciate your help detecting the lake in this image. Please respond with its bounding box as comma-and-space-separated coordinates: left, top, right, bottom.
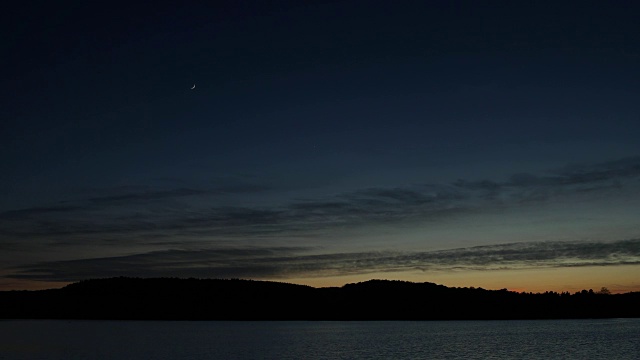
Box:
1, 319, 638, 359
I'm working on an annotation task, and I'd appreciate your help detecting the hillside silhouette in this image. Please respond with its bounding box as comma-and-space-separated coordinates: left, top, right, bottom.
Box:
1, 278, 639, 320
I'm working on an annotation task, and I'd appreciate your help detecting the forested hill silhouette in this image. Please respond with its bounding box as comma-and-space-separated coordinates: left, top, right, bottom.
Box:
1, 277, 639, 320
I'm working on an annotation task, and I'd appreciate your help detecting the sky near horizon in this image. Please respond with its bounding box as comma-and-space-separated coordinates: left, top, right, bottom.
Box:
2, 1, 640, 292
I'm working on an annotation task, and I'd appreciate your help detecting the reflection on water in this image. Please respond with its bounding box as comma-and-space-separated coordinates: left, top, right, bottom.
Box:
1, 319, 639, 359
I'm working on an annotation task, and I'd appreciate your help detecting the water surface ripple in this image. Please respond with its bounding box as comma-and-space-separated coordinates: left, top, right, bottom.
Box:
1, 319, 638, 359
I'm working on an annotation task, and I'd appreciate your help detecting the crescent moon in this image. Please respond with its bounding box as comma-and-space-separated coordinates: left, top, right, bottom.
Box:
191, 84, 196, 90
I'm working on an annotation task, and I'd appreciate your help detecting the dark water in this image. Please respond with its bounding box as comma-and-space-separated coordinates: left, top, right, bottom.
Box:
1, 319, 639, 359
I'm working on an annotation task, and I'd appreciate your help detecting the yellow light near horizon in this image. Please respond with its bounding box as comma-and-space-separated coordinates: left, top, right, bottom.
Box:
286, 264, 640, 294
2, 264, 639, 293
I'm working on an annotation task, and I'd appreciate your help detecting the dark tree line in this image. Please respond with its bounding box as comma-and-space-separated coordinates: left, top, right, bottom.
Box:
1, 277, 639, 320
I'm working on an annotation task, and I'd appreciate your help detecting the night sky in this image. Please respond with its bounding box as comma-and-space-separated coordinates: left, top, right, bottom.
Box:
2, 0, 640, 292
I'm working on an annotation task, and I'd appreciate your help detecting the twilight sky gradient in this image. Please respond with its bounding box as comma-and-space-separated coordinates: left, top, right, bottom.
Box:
2, 1, 640, 292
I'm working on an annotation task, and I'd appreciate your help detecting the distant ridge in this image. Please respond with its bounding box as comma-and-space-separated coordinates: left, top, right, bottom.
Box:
1, 277, 639, 320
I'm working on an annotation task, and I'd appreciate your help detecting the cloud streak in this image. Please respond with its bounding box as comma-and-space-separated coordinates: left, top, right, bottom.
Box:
8, 239, 640, 282
454, 156, 640, 202
1, 157, 639, 246
85, 188, 209, 205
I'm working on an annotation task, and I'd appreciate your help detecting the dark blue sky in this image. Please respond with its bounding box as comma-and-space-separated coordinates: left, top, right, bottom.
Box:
2, 1, 640, 291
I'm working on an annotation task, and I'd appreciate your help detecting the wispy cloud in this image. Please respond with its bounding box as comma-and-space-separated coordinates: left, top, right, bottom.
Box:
454, 156, 640, 201
8, 239, 640, 282
554, 156, 640, 183
1, 157, 638, 245
86, 188, 208, 205
0, 205, 84, 219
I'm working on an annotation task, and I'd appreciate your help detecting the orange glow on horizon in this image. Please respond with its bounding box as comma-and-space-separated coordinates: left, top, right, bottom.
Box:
1, 265, 639, 294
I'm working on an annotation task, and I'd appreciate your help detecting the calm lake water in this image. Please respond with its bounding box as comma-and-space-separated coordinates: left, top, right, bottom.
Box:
1, 319, 638, 359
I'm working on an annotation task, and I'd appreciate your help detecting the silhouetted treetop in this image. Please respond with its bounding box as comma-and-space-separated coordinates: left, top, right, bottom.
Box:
1, 277, 638, 320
